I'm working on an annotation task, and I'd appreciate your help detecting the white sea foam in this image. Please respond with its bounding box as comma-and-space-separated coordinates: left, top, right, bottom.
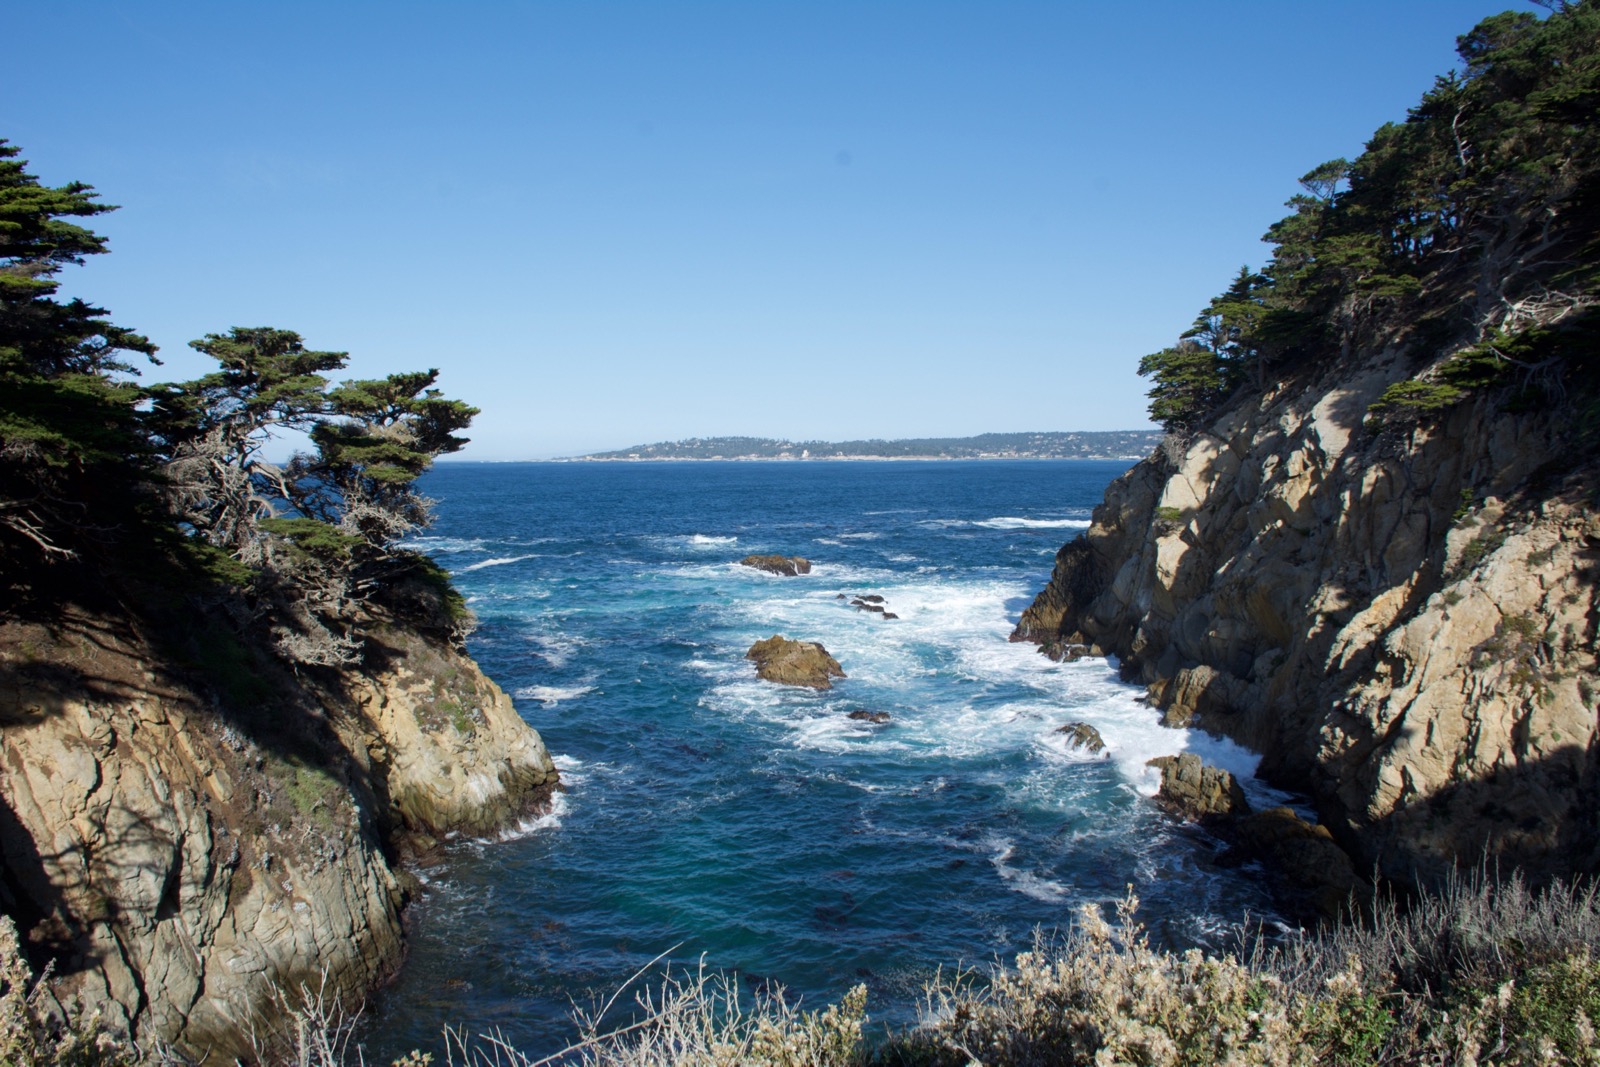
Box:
485, 790, 569, 842
694, 556, 1285, 825
461, 554, 538, 572
988, 837, 1072, 901
514, 684, 596, 705
917, 517, 1089, 531
975, 517, 1092, 530
688, 534, 737, 547
407, 536, 493, 554
528, 633, 586, 668
838, 532, 881, 540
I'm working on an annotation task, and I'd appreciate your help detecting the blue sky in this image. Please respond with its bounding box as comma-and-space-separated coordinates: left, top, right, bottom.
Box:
7, 1, 1535, 459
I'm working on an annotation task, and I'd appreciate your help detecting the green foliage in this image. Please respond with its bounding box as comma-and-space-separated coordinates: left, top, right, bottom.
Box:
1497, 952, 1600, 1061
278, 760, 341, 830
582, 431, 1164, 461
0, 133, 480, 670
1475, 612, 1554, 703
258, 518, 362, 563
406, 553, 471, 627
0, 140, 157, 572
1366, 379, 1466, 425
1142, 2, 1600, 428
1137, 342, 1230, 433
182, 624, 276, 708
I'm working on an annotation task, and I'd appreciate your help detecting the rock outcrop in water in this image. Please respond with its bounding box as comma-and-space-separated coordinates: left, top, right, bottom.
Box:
0, 605, 556, 1061
740, 555, 812, 576
1056, 721, 1107, 756
745, 635, 845, 689
1147, 753, 1248, 820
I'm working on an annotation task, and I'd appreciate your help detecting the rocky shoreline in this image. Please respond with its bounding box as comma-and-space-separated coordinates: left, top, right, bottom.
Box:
1013, 354, 1600, 894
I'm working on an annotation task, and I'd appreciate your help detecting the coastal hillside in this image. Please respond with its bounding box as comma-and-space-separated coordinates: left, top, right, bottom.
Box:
0, 141, 557, 1059
1015, 4, 1600, 889
573, 430, 1161, 461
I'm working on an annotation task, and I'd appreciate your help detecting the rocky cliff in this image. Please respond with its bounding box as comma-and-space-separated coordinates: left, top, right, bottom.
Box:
0, 602, 557, 1061
1014, 344, 1600, 889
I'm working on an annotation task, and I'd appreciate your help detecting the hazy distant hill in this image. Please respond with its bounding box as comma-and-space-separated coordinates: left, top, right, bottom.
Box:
570, 431, 1162, 461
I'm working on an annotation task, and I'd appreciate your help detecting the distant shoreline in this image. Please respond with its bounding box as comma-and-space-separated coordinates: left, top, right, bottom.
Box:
435, 454, 1152, 464
553, 453, 1150, 463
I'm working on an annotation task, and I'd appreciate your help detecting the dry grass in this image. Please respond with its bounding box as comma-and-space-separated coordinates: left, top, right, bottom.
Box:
7, 871, 1600, 1066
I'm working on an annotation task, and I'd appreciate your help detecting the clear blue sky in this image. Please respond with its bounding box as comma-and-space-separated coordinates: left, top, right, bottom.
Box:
6, 1, 1535, 459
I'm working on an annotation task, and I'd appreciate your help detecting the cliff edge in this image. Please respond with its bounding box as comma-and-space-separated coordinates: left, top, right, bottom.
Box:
1015, 355, 1599, 888
0, 601, 557, 1061
1015, 5, 1600, 892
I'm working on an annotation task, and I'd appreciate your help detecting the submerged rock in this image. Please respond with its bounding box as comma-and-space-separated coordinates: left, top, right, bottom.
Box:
1056, 721, 1107, 755
847, 710, 891, 724
1146, 754, 1367, 920
745, 635, 846, 689
741, 554, 812, 576
1147, 753, 1249, 820
1230, 806, 1366, 920
848, 592, 895, 618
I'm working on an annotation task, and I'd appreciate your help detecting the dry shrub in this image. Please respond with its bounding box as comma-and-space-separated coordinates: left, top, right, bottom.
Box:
9, 870, 1599, 1066
443, 959, 867, 1067
0, 916, 140, 1066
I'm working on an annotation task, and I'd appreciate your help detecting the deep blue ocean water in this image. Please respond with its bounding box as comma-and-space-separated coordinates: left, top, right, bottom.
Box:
364, 460, 1288, 1058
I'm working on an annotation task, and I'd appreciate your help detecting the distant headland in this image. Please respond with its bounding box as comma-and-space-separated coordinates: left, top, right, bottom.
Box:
564, 430, 1162, 462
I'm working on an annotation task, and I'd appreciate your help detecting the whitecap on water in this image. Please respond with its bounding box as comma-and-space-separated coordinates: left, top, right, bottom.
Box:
987, 836, 1072, 902
482, 790, 570, 842
461, 554, 539, 572
974, 517, 1091, 531
407, 536, 494, 554
514, 684, 596, 705
653, 534, 738, 551
526, 632, 587, 668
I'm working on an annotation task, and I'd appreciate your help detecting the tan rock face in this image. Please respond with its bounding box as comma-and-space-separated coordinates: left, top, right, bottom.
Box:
0, 610, 557, 1062
1015, 347, 1600, 889
1147, 753, 1250, 820
745, 635, 846, 689
329, 626, 558, 839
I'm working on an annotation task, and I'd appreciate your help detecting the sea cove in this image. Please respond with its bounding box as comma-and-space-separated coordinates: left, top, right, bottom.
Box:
365, 459, 1286, 1058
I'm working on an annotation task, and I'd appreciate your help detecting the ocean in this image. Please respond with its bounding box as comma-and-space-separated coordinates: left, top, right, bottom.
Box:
364, 459, 1290, 1058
